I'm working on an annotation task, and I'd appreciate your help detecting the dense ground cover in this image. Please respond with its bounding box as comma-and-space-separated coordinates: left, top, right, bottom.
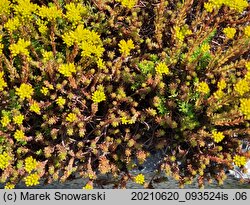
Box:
0, 0, 250, 189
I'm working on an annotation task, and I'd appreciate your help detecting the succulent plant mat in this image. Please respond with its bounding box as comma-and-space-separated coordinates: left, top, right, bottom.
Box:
0, 0, 250, 189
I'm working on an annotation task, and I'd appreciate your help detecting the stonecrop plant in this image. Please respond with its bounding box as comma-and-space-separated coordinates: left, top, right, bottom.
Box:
0, 0, 250, 189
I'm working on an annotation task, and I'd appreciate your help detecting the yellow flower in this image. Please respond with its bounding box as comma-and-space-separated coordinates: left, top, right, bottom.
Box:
174, 26, 192, 42
134, 174, 145, 185
206, 0, 248, 13
234, 79, 249, 96
217, 79, 227, 90
66, 113, 77, 122
36, 19, 48, 34
58, 63, 76, 77
4, 17, 20, 32
62, 25, 104, 58
38, 4, 62, 21
246, 62, 250, 71
0, 152, 12, 170
116, 0, 137, 9
175, 26, 185, 41
13, 0, 38, 20
42, 50, 53, 62
67, 128, 74, 136
204, 2, 214, 12
200, 44, 210, 53
223, 27, 236, 39
211, 130, 225, 143
25, 156, 38, 173
65, 3, 87, 24
196, 81, 210, 94
92, 86, 106, 103
97, 58, 105, 70
83, 183, 93, 189
239, 98, 250, 120
0, 43, 3, 55
155, 62, 170, 75
213, 89, 225, 99
30, 101, 41, 114
244, 26, 250, 38
40, 86, 49, 95
13, 114, 24, 125
0, 0, 11, 16
118, 39, 135, 56
24, 173, 40, 187
15, 83, 34, 100
1, 115, 11, 127
56, 96, 66, 108
0, 71, 7, 91
9, 38, 31, 57
233, 155, 247, 167
4, 182, 15, 189
121, 116, 134, 124
14, 129, 26, 141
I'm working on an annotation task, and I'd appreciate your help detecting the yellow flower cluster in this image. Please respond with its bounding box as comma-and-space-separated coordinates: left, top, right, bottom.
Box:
4, 182, 15, 189
217, 79, 227, 90
244, 26, 250, 38
97, 58, 106, 70
58, 63, 76, 77
15, 83, 34, 100
13, 114, 24, 125
0, 35, 3, 55
233, 155, 247, 167
246, 62, 250, 71
234, 79, 249, 96
118, 39, 135, 56
116, 0, 137, 9
36, 19, 48, 35
14, 129, 26, 141
211, 130, 225, 143
1, 115, 11, 127
30, 101, 41, 115
155, 62, 170, 75
62, 25, 104, 58
174, 26, 192, 42
9, 38, 31, 57
66, 113, 77, 123
56, 96, 66, 108
0, 0, 11, 16
200, 43, 210, 53
92, 85, 106, 103
223, 27, 236, 39
196, 81, 210, 94
13, 0, 38, 20
0, 71, 7, 91
239, 98, 250, 120
0, 152, 12, 170
4, 17, 20, 32
67, 128, 74, 136
38, 4, 62, 21
42, 50, 53, 62
0, 44, 3, 55
24, 173, 40, 187
214, 79, 227, 99
204, 2, 214, 12
25, 156, 37, 173
121, 116, 135, 124
40, 86, 49, 95
205, 0, 248, 13
65, 3, 87, 25
134, 173, 145, 185
83, 183, 93, 189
